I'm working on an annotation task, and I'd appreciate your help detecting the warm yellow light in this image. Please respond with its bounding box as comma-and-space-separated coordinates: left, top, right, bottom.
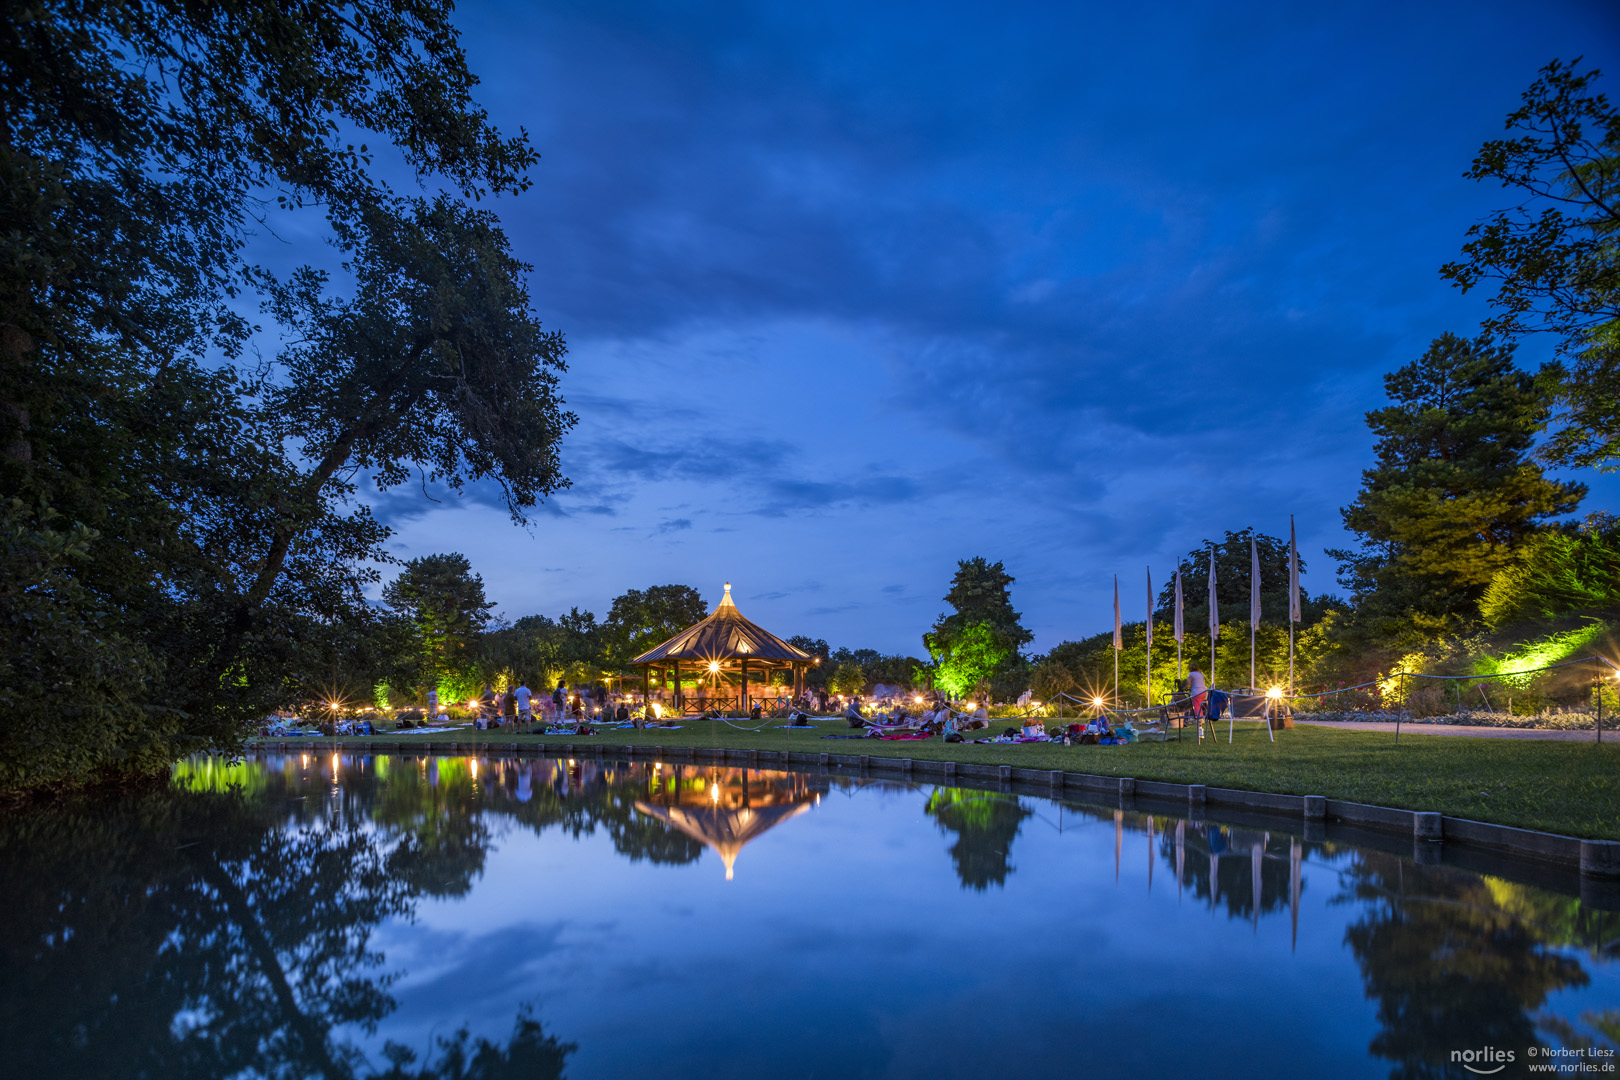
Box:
1092, 697, 1105, 708
567, 759, 575, 766
650, 703, 661, 718
1267, 687, 1283, 700
913, 695, 923, 704
710, 782, 719, 803
708, 661, 721, 674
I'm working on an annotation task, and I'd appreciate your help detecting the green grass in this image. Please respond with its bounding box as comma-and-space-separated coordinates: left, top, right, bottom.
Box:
255, 717, 1620, 840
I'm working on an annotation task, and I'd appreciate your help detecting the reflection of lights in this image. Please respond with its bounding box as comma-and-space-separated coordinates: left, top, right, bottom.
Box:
470, 758, 478, 778
567, 759, 575, 766
1267, 687, 1283, 700
301, 755, 309, 767
710, 782, 719, 803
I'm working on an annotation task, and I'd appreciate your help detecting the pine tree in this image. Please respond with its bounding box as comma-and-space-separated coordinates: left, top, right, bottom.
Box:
1332, 332, 1584, 632
924, 558, 1032, 697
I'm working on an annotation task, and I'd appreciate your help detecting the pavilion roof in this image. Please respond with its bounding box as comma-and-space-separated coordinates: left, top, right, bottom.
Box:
628, 583, 814, 665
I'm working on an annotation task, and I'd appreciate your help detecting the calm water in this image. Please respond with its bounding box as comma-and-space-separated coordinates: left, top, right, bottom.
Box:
2, 752, 1616, 1079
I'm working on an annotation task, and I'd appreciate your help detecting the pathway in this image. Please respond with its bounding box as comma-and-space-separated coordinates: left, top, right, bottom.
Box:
1294, 719, 1605, 743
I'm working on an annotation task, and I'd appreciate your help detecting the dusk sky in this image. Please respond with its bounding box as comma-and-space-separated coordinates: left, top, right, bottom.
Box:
351, 0, 1620, 655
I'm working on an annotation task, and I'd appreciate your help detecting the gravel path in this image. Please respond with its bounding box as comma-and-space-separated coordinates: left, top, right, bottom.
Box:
1295, 719, 1606, 742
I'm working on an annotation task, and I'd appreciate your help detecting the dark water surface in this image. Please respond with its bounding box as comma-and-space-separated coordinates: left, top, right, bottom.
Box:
2, 752, 1616, 1079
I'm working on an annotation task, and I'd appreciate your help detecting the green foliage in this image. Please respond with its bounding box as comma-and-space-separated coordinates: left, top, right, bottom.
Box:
1480, 513, 1620, 628
827, 661, 868, 696
0, 0, 558, 791
932, 623, 1012, 698
1157, 528, 1339, 630
925, 558, 1031, 697
383, 554, 493, 694
1333, 332, 1583, 635
601, 585, 706, 668
1441, 60, 1620, 471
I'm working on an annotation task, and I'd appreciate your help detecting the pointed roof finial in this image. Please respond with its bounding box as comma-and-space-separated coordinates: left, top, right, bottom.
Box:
717, 581, 737, 611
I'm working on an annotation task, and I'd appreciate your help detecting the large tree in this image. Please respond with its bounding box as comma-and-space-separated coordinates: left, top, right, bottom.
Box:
924, 557, 1032, 698
0, 2, 569, 789
382, 554, 494, 696
601, 585, 707, 669
1441, 60, 1620, 470
1332, 332, 1583, 633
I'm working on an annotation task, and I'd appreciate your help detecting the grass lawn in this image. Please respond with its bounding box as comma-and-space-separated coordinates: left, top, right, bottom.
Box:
259, 717, 1620, 840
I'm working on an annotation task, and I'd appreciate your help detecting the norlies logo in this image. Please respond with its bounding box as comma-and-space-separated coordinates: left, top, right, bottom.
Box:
1453, 1047, 1517, 1075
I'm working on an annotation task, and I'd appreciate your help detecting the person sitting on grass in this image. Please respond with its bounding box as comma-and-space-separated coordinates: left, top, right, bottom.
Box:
844, 699, 865, 728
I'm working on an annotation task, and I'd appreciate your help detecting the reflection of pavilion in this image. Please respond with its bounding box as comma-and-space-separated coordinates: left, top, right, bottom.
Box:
635, 767, 818, 880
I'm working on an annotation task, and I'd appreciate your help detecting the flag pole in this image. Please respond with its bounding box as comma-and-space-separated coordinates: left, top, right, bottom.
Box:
1249, 535, 1260, 693
1207, 547, 1219, 690
1112, 574, 1121, 708
1174, 569, 1184, 684
1145, 566, 1153, 709
1288, 515, 1300, 699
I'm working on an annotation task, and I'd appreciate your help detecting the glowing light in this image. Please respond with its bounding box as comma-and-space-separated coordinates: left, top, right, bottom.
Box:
1267, 687, 1283, 700
567, 759, 575, 766
708, 661, 721, 674
470, 758, 478, 778
913, 695, 923, 704
1092, 697, 1105, 709
710, 782, 719, 803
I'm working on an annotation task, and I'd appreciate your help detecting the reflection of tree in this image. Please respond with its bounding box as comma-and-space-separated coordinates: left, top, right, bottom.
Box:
376, 1006, 573, 1079
1337, 853, 1618, 1079
0, 775, 572, 1079
925, 788, 1029, 891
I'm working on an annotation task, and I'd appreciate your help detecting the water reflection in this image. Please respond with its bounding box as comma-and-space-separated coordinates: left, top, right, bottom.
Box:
634, 766, 819, 880
1338, 852, 1619, 1075
924, 788, 1031, 891
0, 765, 574, 1079
0, 753, 1613, 1078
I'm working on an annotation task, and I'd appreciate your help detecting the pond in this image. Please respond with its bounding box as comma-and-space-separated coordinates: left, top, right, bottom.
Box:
2, 751, 1615, 1079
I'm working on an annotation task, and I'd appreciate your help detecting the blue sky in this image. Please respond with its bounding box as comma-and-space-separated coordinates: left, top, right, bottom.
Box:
364, 0, 1620, 655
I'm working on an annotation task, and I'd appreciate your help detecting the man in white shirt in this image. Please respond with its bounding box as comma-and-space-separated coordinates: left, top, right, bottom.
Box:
514, 682, 533, 732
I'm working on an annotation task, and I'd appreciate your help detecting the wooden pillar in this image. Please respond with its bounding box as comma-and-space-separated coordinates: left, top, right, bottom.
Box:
642, 667, 649, 709
674, 659, 682, 712
742, 658, 749, 713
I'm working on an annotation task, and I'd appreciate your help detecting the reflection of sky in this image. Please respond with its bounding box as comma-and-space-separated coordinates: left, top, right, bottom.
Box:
288, 0, 1620, 654
350, 774, 1616, 1079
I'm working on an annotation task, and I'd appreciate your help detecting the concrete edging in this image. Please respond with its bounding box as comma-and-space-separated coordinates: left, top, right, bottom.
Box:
259, 739, 1611, 875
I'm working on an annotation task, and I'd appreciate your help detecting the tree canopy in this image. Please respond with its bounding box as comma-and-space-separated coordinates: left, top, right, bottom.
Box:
925, 558, 1032, 698
1332, 332, 1583, 635
0, 0, 570, 791
1441, 60, 1620, 471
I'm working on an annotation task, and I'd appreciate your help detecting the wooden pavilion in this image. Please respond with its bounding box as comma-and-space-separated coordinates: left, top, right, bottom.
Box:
628, 583, 816, 714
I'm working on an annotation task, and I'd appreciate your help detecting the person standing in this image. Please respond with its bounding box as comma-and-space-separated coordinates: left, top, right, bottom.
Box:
553, 680, 566, 718
514, 681, 533, 733
1187, 667, 1209, 719
426, 686, 439, 720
